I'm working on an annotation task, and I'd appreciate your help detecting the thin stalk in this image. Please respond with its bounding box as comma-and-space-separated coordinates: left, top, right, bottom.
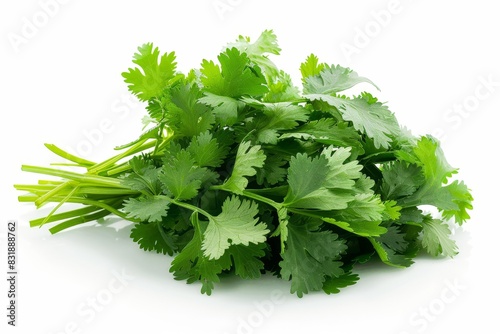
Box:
87, 139, 148, 174
30, 206, 102, 227
34, 181, 74, 207
44, 144, 96, 166
39, 185, 80, 226
170, 198, 212, 220
21, 165, 128, 188
18, 195, 135, 221
210, 185, 282, 210
49, 210, 110, 234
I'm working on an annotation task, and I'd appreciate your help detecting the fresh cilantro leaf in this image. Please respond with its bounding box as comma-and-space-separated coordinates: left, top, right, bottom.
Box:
280, 217, 347, 297
441, 180, 473, 225
321, 146, 362, 189
420, 217, 458, 257
122, 195, 170, 223
159, 149, 208, 201
322, 271, 359, 294
368, 223, 416, 268
398, 136, 473, 224
130, 221, 177, 255
383, 200, 402, 221
226, 29, 281, 78
264, 71, 301, 103
283, 153, 338, 209
122, 43, 177, 101
170, 213, 227, 295
256, 153, 288, 186
221, 243, 266, 279
166, 83, 215, 137
221, 141, 266, 194
242, 98, 309, 144
303, 64, 379, 94
121, 162, 162, 196
280, 119, 364, 155
198, 93, 243, 126
335, 193, 386, 222
202, 196, 269, 259
283, 150, 360, 210
200, 47, 268, 97
307, 92, 401, 149
322, 217, 386, 237
187, 131, 227, 168
300, 54, 325, 83
320, 192, 388, 237
380, 161, 425, 200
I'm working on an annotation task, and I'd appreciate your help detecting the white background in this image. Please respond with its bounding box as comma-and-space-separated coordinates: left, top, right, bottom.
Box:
1, 1, 499, 333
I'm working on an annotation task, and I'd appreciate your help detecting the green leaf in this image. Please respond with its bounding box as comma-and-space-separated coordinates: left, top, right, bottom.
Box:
122, 43, 177, 101
307, 93, 401, 149
122, 195, 170, 223
198, 93, 243, 126
130, 221, 177, 255
441, 180, 473, 225
170, 213, 227, 295
321, 146, 363, 189
283, 151, 359, 210
242, 98, 309, 144
280, 119, 363, 155
256, 153, 288, 186
166, 83, 215, 137
187, 131, 227, 168
121, 165, 162, 196
159, 150, 208, 201
222, 243, 266, 279
202, 196, 269, 259
221, 141, 266, 194
420, 218, 458, 257
368, 223, 415, 268
303, 64, 379, 94
322, 271, 359, 294
264, 71, 301, 103
300, 54, 325, 83
335, 193, 386, 222
411, 136, 457, 184
200, 47, 268, 97
280, 217, 347, 297
381, 161, 425, 200
284, 153, 336, 209
398, 136, 473, 224
226, 29, 281, 77
322, 216, 386, 237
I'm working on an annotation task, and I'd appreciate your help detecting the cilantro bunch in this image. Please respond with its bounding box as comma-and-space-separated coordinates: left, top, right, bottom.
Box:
15, 30, 473, 297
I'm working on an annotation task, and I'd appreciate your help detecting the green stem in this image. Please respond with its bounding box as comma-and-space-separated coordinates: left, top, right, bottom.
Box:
39, 185, 80, 226
88, 139, 148, 174
34, 181, 75, 207
44, 144, 96, 166
30, 206, 102, 227
241, 190, 281, 210
21, 165, 128, 188
106, 163, 132, 176
210, 185, 282, 210
359, 151, 396, 164
170, 198, 212, 220
49, 210, 110, 234
18, 195, 135, 221
286, 208, 322, 219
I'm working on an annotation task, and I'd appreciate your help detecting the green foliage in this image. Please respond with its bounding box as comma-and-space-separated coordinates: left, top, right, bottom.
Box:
16, 30, 473, 297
